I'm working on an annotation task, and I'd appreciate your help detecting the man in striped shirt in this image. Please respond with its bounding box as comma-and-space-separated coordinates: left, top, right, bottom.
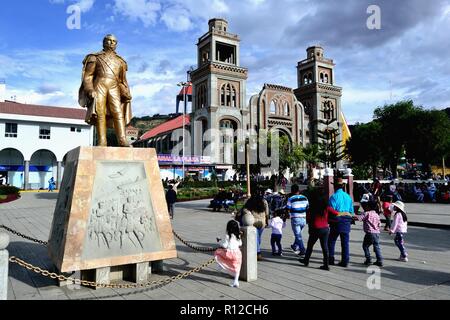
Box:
286, 184, 309, 255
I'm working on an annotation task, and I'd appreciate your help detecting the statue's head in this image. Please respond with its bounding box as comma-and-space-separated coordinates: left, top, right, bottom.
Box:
103, 34, 118, 52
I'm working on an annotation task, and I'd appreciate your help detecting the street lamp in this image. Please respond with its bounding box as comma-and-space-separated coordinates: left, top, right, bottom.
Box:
177, 78, 190, 180
239, 132, 257, 198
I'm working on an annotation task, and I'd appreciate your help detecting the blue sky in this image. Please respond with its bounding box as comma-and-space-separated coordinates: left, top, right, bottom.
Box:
1, 0, 450, 124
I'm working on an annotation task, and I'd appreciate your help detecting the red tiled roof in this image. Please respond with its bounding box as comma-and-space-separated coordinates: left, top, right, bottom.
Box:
177, 82, 192, 96
139, 115, 190, 141
0, 101, 86, 120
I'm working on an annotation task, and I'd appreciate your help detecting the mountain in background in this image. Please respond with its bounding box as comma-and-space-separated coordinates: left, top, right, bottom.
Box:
130, 113, 181, 137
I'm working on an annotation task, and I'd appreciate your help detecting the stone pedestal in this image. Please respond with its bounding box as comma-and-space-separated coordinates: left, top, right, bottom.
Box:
239, 226, 257, 282
130, 262, 149, 283
47, 147, 177, 284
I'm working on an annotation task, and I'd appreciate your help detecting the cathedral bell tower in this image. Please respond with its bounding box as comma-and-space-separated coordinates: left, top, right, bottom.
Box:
190, 18, 249, 165
294, 46, 343, 147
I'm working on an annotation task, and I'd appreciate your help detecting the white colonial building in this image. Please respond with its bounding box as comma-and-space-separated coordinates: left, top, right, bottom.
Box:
0, 99, 94, 190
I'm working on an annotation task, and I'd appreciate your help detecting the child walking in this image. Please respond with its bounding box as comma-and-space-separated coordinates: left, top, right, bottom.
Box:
354, 200, 383, 267
269, 210, 286, 256
389, 201, 408, 262
214, 220, 243, 287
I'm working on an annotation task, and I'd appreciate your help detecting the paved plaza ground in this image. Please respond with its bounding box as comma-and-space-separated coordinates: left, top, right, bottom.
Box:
1, 192, 450, 300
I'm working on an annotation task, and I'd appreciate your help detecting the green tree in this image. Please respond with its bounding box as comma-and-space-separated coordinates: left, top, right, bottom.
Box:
276, 135, 304, 176
233, 133, 304, 184
302, 143, 321, 186
316, 109, 345, 169
406, 109, 450, 172
373, 100, 421, 178
346, 121, 384, 179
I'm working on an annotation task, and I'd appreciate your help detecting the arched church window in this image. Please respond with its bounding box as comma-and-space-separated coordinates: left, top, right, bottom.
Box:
220, 85, 225, 106
270, 100, 276, 114
231, 85, 237, 107
320, 73, 324, 83
324, 74, 329, 83
284, 102, 290, 117
308, 73, 313, 84
220, 120, 235, 144
322, 101, 335, 120
197, 84, 207, 109
221, 83, 238, 107
225, 84, 231, 106
303, 74, 308, 85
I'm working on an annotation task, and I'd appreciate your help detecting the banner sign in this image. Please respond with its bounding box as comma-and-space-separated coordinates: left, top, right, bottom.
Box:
157, 154, 211, 164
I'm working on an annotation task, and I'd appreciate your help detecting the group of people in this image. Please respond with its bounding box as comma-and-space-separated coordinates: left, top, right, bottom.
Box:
214, 178, 410, 287
357, 179, 450, 204
209, 188, 243, 212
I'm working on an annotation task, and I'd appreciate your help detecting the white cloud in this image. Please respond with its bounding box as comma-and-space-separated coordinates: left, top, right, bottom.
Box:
49, 0, 95, 13
76, 0, 95, 13
161, 6, 194, 32
113, 0, 161, 27
247, 0, 265, 5
6, 87, 75, 108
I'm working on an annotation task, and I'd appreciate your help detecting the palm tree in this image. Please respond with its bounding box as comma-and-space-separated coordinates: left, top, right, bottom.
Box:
302, 144, 321, 186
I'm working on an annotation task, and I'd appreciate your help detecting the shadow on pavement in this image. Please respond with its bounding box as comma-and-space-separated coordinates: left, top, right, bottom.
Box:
351, 265, 450, 287
34, 193, 59, 200
7, 241, 56, 289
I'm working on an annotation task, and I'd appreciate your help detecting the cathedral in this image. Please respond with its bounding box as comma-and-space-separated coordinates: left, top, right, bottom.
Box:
190, 18, 348, 166
137, 18, 350, 179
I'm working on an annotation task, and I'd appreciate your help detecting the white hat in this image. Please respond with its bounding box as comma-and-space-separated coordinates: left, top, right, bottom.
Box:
265, 189, 273, 194
360, 194, 370, 203
392, 201, 405, 213
279, 189, 286, 195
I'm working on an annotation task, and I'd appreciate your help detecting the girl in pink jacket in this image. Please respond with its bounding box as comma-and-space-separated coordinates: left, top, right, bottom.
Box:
389, 201, 408, 262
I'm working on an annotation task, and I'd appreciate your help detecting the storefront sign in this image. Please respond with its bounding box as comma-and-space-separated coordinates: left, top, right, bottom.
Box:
157, 154, 211, 164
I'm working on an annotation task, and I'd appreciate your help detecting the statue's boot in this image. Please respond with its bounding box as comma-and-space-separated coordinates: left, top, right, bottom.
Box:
114, 117, 130, 147
96, 118, 108, 147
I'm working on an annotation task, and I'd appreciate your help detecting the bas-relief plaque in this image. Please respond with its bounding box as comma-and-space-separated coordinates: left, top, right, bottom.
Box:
82, 161, 163, 259
48, 147, 177, 273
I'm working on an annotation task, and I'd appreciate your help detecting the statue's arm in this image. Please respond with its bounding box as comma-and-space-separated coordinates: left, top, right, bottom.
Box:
121, 61, 132, 100
122, 62, 130, 88
123, 68, 130, 88
82, 55, 97, 96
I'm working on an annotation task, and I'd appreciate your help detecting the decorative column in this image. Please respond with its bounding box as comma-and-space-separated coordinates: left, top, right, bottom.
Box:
344, 168, 354, 201
240, 213, 257, 282
0, 233, 10, 300
23, 160, 30, 190
56, 161, 62, 190
324, 168, 334, 199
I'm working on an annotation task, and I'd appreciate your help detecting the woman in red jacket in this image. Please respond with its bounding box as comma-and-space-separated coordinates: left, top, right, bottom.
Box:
299, 190, 343, 271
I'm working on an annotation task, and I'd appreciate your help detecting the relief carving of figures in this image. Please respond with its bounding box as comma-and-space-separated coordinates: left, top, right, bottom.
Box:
87, 180, 157, 250
82, 161, 163, 260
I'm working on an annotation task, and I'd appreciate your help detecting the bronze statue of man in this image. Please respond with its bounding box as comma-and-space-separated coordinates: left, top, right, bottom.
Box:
79, 34, 132, 147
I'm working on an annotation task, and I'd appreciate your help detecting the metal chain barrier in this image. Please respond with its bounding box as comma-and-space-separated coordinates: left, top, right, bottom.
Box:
1, 224, 219, 289
1, 224, 218, 253
0, 225, 48, 245
9, 256, 216, 289
172, 230, 218, 252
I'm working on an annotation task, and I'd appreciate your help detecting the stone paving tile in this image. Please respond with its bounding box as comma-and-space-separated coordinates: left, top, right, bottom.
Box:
7, 278, 15, 300
1, 193, 450, 300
